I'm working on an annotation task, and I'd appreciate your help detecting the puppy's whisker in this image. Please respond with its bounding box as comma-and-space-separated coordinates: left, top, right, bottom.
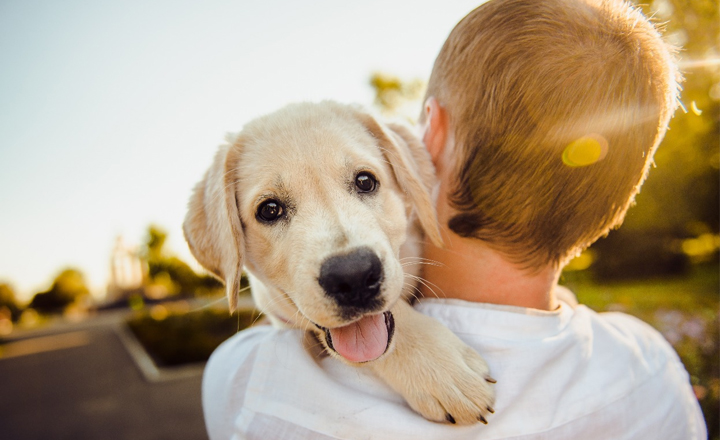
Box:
400, 257, 445, 273
247, 291, 296, 327
247, 301, 273, 328
400, 256, 444, 264
401, 261, 443, 268
291, 308, 308, 330
403, 281, 424, 302
409, 274, 445, 298
187, 295, 230, 314
400, 258, 441, 263
247, 291, 297, 327
405, 273, 445, 299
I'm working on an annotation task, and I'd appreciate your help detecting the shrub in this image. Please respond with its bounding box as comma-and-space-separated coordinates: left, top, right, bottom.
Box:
127, 305, 260, 367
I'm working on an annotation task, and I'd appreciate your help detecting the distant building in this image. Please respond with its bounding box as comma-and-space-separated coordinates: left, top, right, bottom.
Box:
106, 236, 146, 301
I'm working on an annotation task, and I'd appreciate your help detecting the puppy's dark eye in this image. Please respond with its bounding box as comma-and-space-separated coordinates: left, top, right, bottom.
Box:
355, 172, 377, 193
256, 200, 284, 222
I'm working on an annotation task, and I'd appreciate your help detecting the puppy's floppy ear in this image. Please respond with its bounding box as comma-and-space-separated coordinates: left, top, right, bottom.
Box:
183, 138, 245, 312
356, 111, 443, 247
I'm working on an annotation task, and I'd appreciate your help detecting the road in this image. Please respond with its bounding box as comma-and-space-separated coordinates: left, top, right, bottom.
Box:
0, 312, 208, 440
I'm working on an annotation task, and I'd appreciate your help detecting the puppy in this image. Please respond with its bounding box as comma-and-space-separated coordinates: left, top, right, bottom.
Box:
184, 101, 495, 424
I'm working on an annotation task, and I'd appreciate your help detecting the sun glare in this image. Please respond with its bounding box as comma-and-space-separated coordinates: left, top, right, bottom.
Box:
561, 134, 608, 167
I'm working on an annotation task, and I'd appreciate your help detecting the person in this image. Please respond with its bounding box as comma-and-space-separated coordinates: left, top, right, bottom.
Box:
202, 0, 707, 438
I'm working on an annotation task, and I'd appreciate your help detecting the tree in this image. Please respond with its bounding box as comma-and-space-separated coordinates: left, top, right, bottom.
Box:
588, 0, 720, 278
624, 0, 719, 234
142, 225, 222, 298
0, 283, 21, 321
29, 269, 89, 314
369, 72, 425, 120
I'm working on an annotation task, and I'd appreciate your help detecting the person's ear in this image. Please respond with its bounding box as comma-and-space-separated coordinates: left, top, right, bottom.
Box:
420, 97, 449, 168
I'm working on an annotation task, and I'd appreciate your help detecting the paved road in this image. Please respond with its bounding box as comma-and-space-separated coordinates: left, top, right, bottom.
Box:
0, 315, 208, 440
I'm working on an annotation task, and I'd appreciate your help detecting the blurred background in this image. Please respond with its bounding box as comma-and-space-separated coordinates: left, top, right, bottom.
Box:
0, 0, 717, 439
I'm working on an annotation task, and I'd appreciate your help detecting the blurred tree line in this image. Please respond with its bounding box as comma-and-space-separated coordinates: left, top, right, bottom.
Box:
28, 268, 89, 313
0, 225, 222, 323
371, 0, 720, 280
590, 0, 720, 279
143, 225, 222, 299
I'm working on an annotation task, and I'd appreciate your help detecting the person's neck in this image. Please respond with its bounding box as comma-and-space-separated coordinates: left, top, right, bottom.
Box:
419, 230, 561, 311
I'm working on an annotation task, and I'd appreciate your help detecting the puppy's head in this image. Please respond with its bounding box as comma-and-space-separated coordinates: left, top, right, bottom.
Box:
184, 101, 441, 362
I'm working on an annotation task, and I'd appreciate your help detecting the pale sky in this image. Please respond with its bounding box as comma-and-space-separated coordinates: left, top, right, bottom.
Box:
0, 0, 485, 301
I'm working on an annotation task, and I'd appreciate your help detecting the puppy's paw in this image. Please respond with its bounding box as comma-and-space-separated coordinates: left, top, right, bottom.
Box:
403, 339, 496, 425
370, 302, 496, 425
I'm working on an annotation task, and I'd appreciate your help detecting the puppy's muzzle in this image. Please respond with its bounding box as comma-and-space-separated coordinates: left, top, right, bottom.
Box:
318, 247, 384, 310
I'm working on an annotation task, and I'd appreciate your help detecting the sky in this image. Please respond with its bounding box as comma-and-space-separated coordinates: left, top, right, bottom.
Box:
0, 0, 486, 301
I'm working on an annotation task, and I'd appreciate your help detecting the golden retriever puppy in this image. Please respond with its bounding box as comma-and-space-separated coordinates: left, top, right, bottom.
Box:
184, 101, 495, 424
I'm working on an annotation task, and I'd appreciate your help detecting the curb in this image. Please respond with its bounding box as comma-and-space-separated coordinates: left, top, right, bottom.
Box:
113, 323, 205, 383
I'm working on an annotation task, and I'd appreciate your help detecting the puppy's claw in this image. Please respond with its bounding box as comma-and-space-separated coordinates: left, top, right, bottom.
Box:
485, 377, 497, 384
478, 414, 488, 424
445, 413, 456, 424
487, 406, 495, 414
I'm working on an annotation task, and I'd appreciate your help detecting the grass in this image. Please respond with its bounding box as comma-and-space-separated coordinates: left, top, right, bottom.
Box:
562, 263, 718, 319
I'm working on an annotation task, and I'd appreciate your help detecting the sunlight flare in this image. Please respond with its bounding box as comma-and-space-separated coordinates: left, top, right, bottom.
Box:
561, 134, 608, 167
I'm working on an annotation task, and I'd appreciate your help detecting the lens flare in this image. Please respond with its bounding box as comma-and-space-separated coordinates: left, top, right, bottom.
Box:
562, 134, 608, 167
690, 101, 703, 116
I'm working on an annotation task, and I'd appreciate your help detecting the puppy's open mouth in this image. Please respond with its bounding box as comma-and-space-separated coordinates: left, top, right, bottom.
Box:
318, 311, 395, 363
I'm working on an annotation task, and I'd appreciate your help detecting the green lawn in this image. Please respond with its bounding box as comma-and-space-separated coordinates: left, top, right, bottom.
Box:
563, 263, 718, 320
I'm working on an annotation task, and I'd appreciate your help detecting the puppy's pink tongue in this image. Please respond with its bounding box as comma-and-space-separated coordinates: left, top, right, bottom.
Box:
329, 314, 388, 363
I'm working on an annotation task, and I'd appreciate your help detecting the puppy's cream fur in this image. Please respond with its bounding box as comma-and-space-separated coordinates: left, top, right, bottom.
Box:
184, 101, 494, 424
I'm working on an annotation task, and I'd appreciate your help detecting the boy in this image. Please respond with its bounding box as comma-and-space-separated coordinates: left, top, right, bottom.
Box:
202, 0, 706, 438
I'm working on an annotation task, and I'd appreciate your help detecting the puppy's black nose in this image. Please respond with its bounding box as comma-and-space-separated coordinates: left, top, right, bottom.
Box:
318, 247, 383, 308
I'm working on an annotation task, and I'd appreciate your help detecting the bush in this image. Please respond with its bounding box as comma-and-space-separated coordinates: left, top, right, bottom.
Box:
29, 268, 89, 314
590, 229, 689, 281
0, 283, 21, 321
127, 305, 260, 367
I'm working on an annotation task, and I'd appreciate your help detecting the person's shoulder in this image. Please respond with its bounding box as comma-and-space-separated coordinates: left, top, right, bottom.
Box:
579, 308, 707, 438
202, 325, 277, 400
205, 324, 305, 381
202, 325, 306, 439
579, 307, 682, 367
208, 325, 277, 363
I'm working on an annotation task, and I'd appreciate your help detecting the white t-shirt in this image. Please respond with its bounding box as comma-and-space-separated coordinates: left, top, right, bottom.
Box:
202, 296, 706, 440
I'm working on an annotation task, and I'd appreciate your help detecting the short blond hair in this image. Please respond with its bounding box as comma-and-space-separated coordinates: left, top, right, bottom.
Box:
424, 0, 680, 268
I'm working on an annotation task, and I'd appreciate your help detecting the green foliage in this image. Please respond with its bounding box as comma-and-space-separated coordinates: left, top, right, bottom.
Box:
590, 229, 691, 280
145, 225, 167, 261
29, 268, 89, 314
621, 0, 719, 235
127, 306, 259, 367
370, 72, 425, 119
142, 225, 223, 298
